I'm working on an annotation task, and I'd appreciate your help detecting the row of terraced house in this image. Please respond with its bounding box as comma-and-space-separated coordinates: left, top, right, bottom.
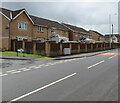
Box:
0, 8, 120, 51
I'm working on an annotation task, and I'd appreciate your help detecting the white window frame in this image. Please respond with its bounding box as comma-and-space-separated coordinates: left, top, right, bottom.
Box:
18, 21, 27, 30
62, 30, 66, 35
51, 28, 56, 33
37, 26, 43, 32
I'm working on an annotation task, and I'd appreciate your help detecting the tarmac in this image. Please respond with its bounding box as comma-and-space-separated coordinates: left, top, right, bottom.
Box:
0, 49, 115, 61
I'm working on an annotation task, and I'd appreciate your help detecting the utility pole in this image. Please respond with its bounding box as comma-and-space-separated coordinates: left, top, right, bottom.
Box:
109, 14, 111, 48
8, 12, 12, 51
112, 24, 113, 43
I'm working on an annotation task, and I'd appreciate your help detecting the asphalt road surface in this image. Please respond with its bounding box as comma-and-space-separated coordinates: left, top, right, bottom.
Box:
1, 49, 119, 102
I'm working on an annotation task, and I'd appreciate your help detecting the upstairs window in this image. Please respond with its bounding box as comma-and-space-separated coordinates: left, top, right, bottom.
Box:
51, 28, 56, 33
62, 30, 66, 35
38, 26, 43, 32
18, 22, 27, 30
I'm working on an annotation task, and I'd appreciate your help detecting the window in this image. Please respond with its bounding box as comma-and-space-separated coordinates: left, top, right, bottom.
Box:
38, 26, 43, 32
51, 28, 56, 33
62, 30, 66, 35
18, 22, 27, 30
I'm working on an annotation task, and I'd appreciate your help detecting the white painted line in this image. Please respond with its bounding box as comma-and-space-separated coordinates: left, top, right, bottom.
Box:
47, 63, 53, 65
63, 60, 69, 62
50, 63, 56, 65
11, 71, 21, 74
38, 64, 46, 67
88, 60, 105, 69
33, 66, 41, 69
51, 62, 58, 64
22, 69, 31, 71
54, 62, 60, 64
59, 61, 64, 63
29, 66, 37, 69
6, 70, 17, 73
0, 74, 8, 77
108, 55, 117, 59
43, 64, 50, 67
72, 59, 76, 61
9, 73, 77, 102
19, 68, 28, 70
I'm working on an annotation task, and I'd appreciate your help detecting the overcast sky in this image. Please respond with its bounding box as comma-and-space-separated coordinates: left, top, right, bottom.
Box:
1, 1, 119, 34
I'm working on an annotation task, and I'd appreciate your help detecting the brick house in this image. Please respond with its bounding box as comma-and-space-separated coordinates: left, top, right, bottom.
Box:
89, 30, 105, 42
0, 8, 69, 50
104, 34, 120, 43
30, 15, 69, 41
62, 23, 90, 41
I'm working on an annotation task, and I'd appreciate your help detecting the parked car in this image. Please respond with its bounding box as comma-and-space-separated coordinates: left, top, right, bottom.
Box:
48, 34, 69, 43
80, 37, 95, 43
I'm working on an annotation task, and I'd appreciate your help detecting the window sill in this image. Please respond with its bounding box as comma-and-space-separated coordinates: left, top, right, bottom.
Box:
18, 29, 27, 31
37, 31, 44, 33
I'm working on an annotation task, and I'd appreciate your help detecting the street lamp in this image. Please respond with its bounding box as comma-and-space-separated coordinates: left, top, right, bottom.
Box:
109, 13, 117, 48
111, 24, 114, 44
109, 14, 111, 48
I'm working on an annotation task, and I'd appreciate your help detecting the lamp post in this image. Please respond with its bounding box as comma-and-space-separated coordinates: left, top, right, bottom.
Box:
109, 14, 111, 48
109, 13, 117, 48
8, 12, 12, 51
112, 24, 114, 43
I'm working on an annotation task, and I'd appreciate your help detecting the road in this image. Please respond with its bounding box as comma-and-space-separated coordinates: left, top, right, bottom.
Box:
1, 49, 119, 102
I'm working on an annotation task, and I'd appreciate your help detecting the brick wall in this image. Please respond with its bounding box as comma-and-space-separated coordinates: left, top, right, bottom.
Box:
10, 12, 33, 40
0, 14, 9, 50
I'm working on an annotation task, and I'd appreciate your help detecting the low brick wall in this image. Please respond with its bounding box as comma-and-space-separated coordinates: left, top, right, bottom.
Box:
11, 40, 120, 56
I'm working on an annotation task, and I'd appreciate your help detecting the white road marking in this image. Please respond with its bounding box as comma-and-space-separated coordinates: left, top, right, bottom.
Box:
8, 73, 77, 102
108, 55, 117, 59
33, 66, 41, 69
22, 69, 31, 71
59, 61, 64, 63
88, 60, 105, 69
6, 70, 17, 73
38, 64, 46, 67
19, 68, 28, 70
11, 71, 21, 74
54, 62, 61, 64
0, 74, 8, 77
72, 59, 76, 61
5, 57, 86, 76
63, 60, 69, 62
47, 63, 55, 65
50, 63, 56, 65
43, 64, 50, 67
51, 62, 58, 64
29, 66, 37, 69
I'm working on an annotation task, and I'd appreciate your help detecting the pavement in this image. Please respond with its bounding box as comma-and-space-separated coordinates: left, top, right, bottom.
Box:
1, 49, 119, 102
0, 49, 115, 60
55, 49, 113, 60
1, 55, 39, 60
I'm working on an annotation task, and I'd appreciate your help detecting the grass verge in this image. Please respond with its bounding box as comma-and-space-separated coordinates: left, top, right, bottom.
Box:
0, 51, 47, 58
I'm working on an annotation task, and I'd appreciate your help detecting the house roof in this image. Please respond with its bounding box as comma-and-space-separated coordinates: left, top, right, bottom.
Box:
0, 8, 24, 19
0, 8, 34, 24
105, 34, 120, 36
62, 23, 90, 34
0, 8, 69, 30
104, 34, 120, 40
30, 15, 69, 30
89, 30, 104, 36
12, 9, 25, 18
